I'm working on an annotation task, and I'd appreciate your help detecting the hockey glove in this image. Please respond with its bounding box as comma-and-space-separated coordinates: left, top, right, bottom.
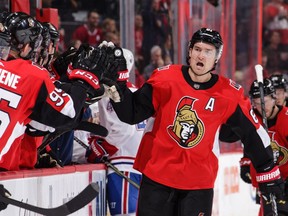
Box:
0, 184, 11, 211
69, 46, 111, 103
100, 42, 129, 82
72, 44, 109, 79
35, 152, 61, 168
239, 157, 252, 184
51, 46, 78, 80
88, 136, 118, 156
86, 137, 109, 163
257, 164, 285, 203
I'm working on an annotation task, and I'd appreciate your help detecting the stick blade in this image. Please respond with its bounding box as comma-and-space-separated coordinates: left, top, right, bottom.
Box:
62, 182, 99, 214
0, 183, 99, 216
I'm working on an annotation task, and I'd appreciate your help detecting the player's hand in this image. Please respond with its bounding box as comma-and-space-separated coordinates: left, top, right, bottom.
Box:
51, 46, 78, 79
35, 153, 61, 168
86, 137, 109, 163
69, 45, 111, 104
99, 41, 128, 82
71, 44, 109, 79
0, 184, 11, 211
101, 78, 123, 103
239, 157, 252, 184
257, 165, 284, 201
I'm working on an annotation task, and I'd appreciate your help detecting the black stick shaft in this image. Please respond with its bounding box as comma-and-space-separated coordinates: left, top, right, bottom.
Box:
255, 64, 278, 216
258, 82, 268, 131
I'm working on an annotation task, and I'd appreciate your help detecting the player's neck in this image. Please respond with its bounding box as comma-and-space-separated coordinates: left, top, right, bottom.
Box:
188, 67, 212, 83
267, 105, 278, 120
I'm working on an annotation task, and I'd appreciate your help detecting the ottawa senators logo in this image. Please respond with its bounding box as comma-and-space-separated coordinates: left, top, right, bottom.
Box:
269, 131, 288, 166
167, 96, 204, 148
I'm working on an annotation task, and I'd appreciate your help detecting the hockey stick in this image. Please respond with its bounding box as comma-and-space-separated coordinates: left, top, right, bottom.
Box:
255, 64, 278, 216
0, 183, 99, 216
38, 121, 108, 153
255, 65, 268, 131
73, 136, 140, 189
104, 160, 140, 190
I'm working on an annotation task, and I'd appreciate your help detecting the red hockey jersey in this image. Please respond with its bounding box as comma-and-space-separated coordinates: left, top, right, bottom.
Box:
250, 106, 288, 187
112, 64, 272, 190
0, 59, 86, 169
72, 24, 103, 46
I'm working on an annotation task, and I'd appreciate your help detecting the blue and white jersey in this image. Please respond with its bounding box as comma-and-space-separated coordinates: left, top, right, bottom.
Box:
98, 83, 146, 174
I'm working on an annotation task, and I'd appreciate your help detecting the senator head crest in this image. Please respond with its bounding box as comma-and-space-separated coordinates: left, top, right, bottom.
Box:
167, 96, 204, 148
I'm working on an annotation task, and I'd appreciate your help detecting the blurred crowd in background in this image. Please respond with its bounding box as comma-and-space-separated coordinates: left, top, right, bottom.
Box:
40, 0, 174, 88
236, 0, 288, 82
1, 0, 286, 90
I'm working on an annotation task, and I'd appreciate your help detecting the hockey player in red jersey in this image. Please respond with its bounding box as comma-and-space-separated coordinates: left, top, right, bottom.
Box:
0, 12, 110, 171
269, 74, 288, 107
18, 21, 62, 169
239, 78, 288, 215
99, 28, 284, 216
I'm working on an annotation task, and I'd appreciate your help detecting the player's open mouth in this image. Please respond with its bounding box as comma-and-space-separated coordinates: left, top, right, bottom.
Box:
196, 62, 204, 67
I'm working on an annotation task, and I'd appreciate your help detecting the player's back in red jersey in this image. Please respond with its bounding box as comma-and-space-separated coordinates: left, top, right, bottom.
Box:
0, 58, 82, 162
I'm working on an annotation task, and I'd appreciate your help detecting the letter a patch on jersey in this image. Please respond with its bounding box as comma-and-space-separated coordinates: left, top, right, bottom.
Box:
167, 96, 204, 149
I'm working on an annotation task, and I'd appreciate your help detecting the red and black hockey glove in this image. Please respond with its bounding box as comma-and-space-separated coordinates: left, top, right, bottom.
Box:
0, 184, 11, 211
239, 157, 252, 184
71, 44, 109, 79
88, 136, 118, 156
86, 137, 109, 163
257, 165, 284, 200
68, 45, 112, 104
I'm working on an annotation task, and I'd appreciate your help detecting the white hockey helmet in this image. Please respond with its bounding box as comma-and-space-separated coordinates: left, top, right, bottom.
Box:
123, 48, 134, 74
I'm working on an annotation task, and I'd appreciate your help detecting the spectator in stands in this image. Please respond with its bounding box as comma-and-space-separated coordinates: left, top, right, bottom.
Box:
102, 18, 120, 49
263, 0, 288, 51
143, 45, 164, 80
72, 9, 103, 46
162, 33, 173, 65
68, 39, 82, 50
57, 15, 66, 54
263, 30, 285, 75
135, 14, 145, 74
102, 18, 119, 36
264, 0, 288, 29
141, 0, 171, 66
103, 32, 120, 46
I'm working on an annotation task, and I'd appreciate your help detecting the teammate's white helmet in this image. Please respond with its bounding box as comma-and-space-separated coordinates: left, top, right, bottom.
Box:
123, 48, 134, 74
